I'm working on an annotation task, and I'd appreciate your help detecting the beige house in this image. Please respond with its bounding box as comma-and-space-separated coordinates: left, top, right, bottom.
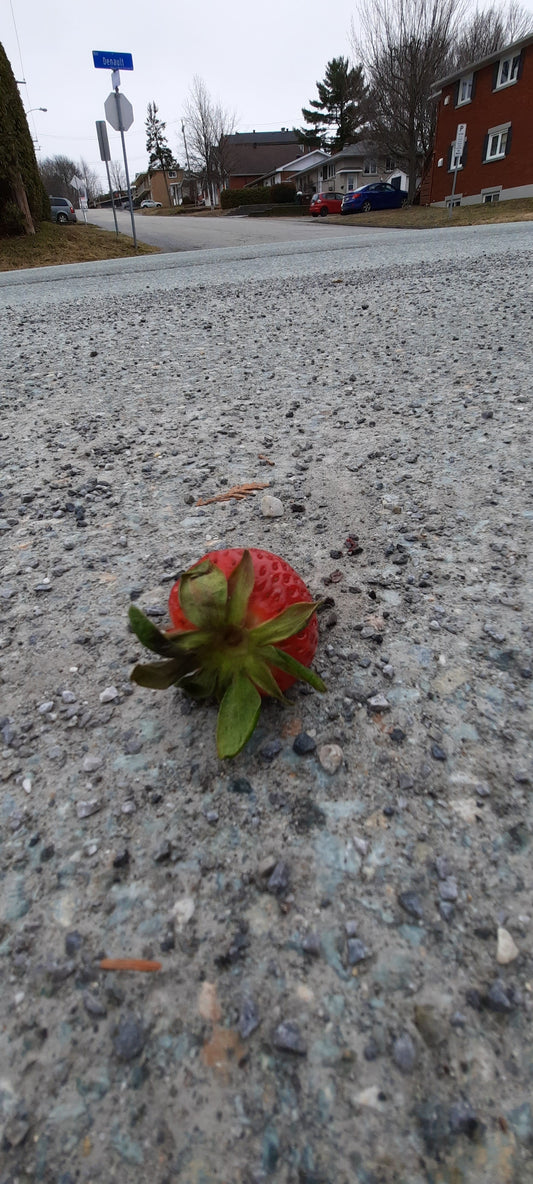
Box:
134, 166, 195, 207
321, 142, 409, 195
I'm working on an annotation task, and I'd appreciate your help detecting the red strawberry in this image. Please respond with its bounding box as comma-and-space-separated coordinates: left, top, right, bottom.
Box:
128, 548, 325, 758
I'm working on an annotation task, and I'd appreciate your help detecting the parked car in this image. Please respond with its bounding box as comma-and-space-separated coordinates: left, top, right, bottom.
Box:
49, 196, 77, 224
140, 199, 162, 208
309, 192, 344, 217
341, 183, 409, 214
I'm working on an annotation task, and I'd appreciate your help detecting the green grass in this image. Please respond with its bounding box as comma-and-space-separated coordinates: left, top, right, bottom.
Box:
0, 220, 159, 272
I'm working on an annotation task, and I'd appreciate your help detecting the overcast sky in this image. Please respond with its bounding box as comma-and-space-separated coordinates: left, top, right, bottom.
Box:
3, 0, 363, 185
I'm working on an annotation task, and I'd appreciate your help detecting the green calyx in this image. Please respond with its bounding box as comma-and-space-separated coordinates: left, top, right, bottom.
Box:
128, 549, 326, 759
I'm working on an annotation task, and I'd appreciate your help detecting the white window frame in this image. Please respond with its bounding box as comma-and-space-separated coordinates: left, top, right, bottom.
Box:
484, 122, 510, 161
495, 53, 521, 89
457, 72, 473, 105
363, 160, 377, 174
482, 191, 500, 203
446, 195, 461, 208
347, 174, 355, 190
327, 163, 335, 178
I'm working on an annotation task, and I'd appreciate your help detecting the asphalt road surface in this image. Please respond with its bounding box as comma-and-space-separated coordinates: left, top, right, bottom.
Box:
85, 207, 362, 252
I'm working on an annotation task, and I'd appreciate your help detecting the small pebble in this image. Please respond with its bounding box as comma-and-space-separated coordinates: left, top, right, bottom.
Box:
267, 861, 290, 895
293, 732, 316, 756
112, 1013, 145, 1060
398, 890, 423, 920
497, 927, 519, 965
83, 755, 103, 773
347, 938, 369, 966
367, 694, 391, 712
261, 494, 284, 518
317, 743, 343, 774
439, 877, 458, 902
76, 799, 101, 819
431, 743, 447, 761
272, 1021, 307, 1055
392, 1033, 416, 1073
99, 686, 119, 703
239, 995, 260, 1039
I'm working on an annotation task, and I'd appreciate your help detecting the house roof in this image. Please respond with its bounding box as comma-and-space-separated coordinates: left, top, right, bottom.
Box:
244, 150, 329, 188
431, 31, 533, 91
226, 130, 300, 145
326, 140, 381, 163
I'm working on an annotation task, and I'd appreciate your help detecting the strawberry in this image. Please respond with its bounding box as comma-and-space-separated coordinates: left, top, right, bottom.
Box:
128, 548, 325, 759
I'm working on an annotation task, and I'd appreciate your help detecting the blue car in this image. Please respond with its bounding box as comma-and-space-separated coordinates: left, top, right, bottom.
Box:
341, 182, 409, 214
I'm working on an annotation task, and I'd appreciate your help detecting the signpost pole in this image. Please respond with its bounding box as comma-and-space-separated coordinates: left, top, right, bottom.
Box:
114, 81, 137, 248
448, 122, 466, 220
107, 160, 120, 237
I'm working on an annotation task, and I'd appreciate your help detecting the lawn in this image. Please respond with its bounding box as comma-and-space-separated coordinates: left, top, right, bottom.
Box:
325, 196, 533, 229
0, 220, 159, 272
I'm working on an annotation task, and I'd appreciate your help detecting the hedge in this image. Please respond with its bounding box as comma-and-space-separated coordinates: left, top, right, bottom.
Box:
0, 41, 50, 235
221, 183, 296, 209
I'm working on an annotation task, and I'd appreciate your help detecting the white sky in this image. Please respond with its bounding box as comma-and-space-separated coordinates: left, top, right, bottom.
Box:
2, 0, 363, 185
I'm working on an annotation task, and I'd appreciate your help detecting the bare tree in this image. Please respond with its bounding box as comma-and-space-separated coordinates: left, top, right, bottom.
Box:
182, 76, 236, 205
452, 2, 532, 67
109, 159, 126, 194
79, 157, 103, 204
352, 0, 467, 199
39, 154, 78, 199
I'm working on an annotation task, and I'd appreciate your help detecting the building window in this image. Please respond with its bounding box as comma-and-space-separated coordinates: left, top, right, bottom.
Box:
364, 160, 377, 174
449, 140, 464, 170
168, 169, 177, 178
327, 164, 335, 178
485, 128, 509, 160
457, 73, 473, 104
495, 53, 521, 88
385, 157, 396, 171
483, 191, 500, 203
347, 174, 354, 189
446, 197, 461, 208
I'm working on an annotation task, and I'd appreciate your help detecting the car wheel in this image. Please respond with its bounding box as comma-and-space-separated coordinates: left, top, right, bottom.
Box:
57, 213, 69, 223
311, 212, 319, 217
361, 200, 372, 213
319, 206, 328, 217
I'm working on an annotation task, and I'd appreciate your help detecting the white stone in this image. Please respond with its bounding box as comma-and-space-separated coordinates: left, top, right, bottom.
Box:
318, 744, 343, 774
260, 494, 284, 518
367, 694, 390, 712
497, 927, 519, 965
22, 778, 32, 794
172, 896, 195, 929
99, 686, 119, 703
83, 754, 103, 772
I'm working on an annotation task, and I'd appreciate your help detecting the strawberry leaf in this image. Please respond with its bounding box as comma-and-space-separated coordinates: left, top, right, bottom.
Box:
179, 562, 228, 629
216, 672, 261, 759
130, 658, 184, 689
168, 629, 211, 652
260, 644, 327, 692
128, 605, 176, 656
244, 655, 285, 700
226, 549, 254, 626
250, 601, 320, 646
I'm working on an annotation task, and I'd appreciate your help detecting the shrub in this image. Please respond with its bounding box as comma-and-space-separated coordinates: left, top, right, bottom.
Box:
271, 184, 296, 204
181, 195, 194, 206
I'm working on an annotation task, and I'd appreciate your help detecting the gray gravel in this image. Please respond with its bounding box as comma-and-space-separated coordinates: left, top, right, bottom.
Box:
0, 223, 532, 1184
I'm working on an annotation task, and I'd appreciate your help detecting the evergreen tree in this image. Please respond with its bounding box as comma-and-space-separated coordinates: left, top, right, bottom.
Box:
297, 57, 369, 152
145, 101, 175, 202
0, 41, 49, 235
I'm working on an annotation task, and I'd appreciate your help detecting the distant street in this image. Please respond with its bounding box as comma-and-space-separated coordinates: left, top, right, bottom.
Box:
85, 207, 362, 252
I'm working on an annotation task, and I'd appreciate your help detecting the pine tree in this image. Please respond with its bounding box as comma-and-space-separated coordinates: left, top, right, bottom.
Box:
145, 101, 175, 203
0, 41, 49, 235
297, 57, 369, 152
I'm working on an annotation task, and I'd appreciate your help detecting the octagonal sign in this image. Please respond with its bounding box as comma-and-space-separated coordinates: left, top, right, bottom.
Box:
104, 91, 134, 132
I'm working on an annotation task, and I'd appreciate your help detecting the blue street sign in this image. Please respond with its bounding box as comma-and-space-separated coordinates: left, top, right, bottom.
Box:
92, 51, 133, 71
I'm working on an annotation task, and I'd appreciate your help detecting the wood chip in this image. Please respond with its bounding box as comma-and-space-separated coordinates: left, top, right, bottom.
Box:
196, 482, 269, 506
99, 958, 162, 972
257, 454, 275, 465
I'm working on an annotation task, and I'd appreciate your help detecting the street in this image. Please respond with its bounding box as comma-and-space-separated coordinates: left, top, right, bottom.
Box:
85, 206, 366, 252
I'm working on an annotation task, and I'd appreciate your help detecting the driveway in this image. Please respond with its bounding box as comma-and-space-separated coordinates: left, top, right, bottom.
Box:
85, 207, 364, 252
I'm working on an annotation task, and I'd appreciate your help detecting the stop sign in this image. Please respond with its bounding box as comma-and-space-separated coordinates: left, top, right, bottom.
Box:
104, 91, 134, 132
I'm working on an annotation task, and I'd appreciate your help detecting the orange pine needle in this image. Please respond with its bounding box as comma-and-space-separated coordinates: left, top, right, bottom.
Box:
196, 482, 269, 506
99, 957, 162, 972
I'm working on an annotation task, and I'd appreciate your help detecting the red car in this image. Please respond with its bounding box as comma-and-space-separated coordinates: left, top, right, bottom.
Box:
309, 192, 343, 217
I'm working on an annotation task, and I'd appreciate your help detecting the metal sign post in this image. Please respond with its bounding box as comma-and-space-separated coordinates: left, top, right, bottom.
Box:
93, 51, 136, 247
96, 120, 119, 237
448, 122, 466, 219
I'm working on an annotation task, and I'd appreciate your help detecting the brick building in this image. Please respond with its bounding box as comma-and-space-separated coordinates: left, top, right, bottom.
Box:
424, 32, 533, 207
